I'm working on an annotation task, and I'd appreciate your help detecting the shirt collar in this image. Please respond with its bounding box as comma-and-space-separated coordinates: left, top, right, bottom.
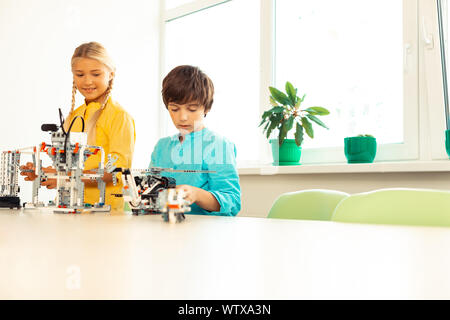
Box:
176, 127, 209, 143
84, 97, 111, 111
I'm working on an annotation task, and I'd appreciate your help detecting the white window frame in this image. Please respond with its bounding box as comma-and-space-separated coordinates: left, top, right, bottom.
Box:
160, 0, 448, 168
421, 0, 449, 161
165, 0, 232, 21
159, 0, 233, 141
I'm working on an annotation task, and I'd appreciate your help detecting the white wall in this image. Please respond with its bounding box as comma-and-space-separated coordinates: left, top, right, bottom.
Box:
0, 0, 161, 203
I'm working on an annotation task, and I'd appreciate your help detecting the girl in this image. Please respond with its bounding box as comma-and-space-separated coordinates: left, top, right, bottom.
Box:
21, 42, 136, 211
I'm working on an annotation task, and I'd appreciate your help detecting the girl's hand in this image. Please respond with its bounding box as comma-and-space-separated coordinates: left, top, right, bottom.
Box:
20, 163, 57, 188
40, 166, 57, 189
19, 162, 37, 181
176, 184, 198, 204
41, 178, 57, 189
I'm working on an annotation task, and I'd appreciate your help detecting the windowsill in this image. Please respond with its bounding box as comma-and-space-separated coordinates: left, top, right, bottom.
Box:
237, 160, 450, 175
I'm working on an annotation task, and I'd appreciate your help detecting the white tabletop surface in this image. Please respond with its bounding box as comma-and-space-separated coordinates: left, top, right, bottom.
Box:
1, 208, 450, 299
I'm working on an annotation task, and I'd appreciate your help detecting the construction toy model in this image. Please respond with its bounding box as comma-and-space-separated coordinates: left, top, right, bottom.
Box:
22, 117, 110, 213
161, 188, 189, 223
0, 111, 111, 214
1, 109, 211, 218
0, 150, 21, 209
106, 155, 213, 223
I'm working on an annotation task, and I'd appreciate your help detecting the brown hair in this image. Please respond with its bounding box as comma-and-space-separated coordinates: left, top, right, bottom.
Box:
67, 42, 115, 145
162, 65, 214, 114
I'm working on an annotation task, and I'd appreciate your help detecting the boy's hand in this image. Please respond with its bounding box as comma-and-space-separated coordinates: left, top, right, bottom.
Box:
176, 185, 221, 212
176, 184, 198, 204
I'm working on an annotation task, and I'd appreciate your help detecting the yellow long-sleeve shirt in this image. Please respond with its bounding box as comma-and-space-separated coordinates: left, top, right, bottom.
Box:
66, 97, 136, 210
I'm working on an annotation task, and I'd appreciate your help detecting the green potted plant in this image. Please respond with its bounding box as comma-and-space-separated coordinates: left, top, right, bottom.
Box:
446, 130, 450, 158
259, 81, 330, 165
344, 134, 377, 163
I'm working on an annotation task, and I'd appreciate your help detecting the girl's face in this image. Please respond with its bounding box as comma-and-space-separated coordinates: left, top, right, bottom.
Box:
72, 58, 113, 104
168, 101, 207, 134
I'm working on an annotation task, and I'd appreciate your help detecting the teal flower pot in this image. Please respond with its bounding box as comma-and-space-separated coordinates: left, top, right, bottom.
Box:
344, 136, 377, 163
446, 130, 450, 158
270, 139, 301, 165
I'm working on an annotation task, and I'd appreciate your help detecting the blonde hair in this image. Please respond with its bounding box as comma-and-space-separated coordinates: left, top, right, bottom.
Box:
67, 42, 115, 145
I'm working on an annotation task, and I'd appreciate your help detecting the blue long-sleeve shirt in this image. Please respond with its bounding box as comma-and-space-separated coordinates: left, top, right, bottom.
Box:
149, 128, 241, 216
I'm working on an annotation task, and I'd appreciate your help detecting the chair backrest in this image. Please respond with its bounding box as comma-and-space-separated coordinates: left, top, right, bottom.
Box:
331, 188, 450, 227
268, 189, 350, 221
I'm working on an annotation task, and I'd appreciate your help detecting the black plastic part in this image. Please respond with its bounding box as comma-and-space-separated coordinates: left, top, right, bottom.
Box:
41, 124, 58, 132
0, 196, 21, 209
131, 208, 162, 216
164, 177, 176, 188
111, 193, 123, 198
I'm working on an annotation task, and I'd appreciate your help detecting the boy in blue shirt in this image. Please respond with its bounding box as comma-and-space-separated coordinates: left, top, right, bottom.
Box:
150, 65, 241, 216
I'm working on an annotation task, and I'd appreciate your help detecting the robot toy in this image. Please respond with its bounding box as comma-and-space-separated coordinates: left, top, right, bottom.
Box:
106, 155, 213, 223
0, 112, 111, 214
22, 122, 110, 214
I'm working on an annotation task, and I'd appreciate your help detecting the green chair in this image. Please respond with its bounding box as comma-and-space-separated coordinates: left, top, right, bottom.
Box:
331, 188, 450, 227
267, 189, 350, 221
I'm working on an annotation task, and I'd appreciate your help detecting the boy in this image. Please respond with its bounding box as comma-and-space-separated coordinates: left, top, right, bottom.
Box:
150, 65, 241, 216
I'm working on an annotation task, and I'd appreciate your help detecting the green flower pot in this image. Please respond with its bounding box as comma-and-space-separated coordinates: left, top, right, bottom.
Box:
270, 139, 301, 165
344, 136, 377, 163
446, 130, 450, 158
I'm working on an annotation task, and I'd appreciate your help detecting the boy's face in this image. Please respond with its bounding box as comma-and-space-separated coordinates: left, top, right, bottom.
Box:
168, 101, 207, 134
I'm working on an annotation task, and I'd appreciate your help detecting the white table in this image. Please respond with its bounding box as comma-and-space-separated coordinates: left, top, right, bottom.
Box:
1, 209, 450, 299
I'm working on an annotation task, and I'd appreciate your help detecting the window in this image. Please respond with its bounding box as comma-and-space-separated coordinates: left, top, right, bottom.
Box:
163, 0, 261, 165
422, 0, 450, 160
437, 0, 450, 158
161, 0, 449, 166
275, 0, 418, 163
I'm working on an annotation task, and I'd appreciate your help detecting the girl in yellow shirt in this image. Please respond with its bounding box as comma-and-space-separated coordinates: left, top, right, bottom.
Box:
21, 42, 135, 210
